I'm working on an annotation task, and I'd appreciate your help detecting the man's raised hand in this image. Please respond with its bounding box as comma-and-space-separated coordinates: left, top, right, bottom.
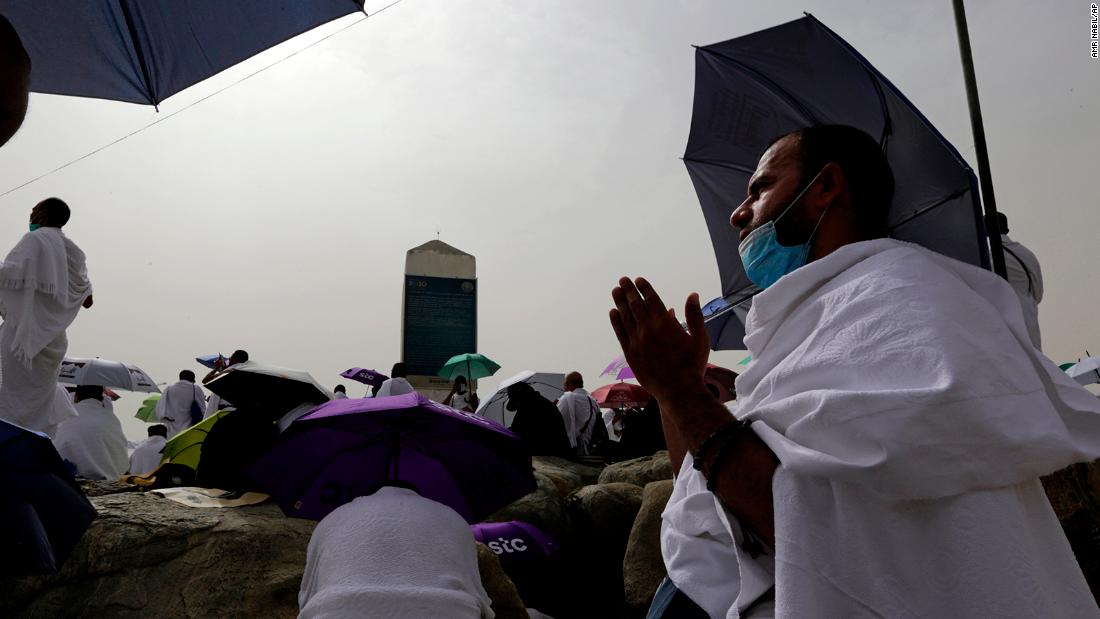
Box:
609, 277, 710, 401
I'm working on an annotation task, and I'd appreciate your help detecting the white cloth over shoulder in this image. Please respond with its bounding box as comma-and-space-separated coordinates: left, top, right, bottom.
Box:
156, 380, 206, 437
54, 397, 128, 480
1002, 234, 1043, 349
129, 435, 166, 475
727, 238, 1100, 617
376, 377, 415, 397
556, 388, 599, 450
332, 391, 348, 400
298, 487, 494, 619
0, 228, 90, 433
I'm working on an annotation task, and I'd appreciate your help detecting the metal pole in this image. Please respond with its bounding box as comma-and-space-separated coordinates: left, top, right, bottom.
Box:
952, 0, 1008, 279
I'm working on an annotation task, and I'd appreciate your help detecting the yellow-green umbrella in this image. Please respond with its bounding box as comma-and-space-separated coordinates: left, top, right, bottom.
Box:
160, 410, 230, 471
134, 394, 160, 422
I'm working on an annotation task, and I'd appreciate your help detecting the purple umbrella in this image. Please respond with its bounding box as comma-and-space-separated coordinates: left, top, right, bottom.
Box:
246, 393, 536, 523
340, 367, 389, 388
471, 520, 558, 560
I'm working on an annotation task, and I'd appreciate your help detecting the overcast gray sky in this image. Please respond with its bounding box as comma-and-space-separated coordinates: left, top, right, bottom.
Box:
1, 1, 1096, 439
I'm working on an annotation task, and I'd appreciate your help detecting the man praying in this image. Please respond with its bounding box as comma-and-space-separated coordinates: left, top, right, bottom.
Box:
53, 385, 128, 481
614, 125, 1100, 618
0, 198, 93, 435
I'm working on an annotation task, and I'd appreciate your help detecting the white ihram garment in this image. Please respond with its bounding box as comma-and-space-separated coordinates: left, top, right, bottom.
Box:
556, 388, 599, 450
661, 239, 1100, 618
0, 228, 91, 433
53, 397, 128, 480
298, 487, 494, 619
1002, 234, 1044, 350
156, 380, 206, 437
129, 435, 167, 475
376, 377, 414, 397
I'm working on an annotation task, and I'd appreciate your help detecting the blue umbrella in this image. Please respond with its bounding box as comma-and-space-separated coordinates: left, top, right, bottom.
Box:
0, 420, 97, 576
2, 1, 364, 107
685, 14, 990, 350
196, 354, 225, 370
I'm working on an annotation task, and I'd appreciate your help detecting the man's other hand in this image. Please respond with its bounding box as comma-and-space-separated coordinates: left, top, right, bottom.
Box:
82, 294, 93, 309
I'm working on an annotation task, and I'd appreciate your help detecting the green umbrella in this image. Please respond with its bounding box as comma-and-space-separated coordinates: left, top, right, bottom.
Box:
134, 394, 160, 422
437, 353, 501, 382
160, 410, 231, 471
1060, 362, 1078, 372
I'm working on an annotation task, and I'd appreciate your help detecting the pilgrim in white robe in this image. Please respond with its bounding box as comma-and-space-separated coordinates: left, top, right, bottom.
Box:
298, 486, 494, 619
661, 238, 1100, 618
376, 377, 414, 397
556, 388, 600, 450
53, 397, 128, 480
156, 379, 206, 437
0, 227, 91, 434
1002, 233, 1044, 350
128, 434, 167, 475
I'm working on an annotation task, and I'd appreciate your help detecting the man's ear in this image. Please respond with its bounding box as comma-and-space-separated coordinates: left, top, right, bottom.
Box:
810, 162, 845, 214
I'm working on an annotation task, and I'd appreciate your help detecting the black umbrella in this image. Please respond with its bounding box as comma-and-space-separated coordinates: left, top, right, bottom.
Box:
204, 361, 331, 421
0, 420, 97, 576
685, 14, 990, 350
1, 0, 365, 107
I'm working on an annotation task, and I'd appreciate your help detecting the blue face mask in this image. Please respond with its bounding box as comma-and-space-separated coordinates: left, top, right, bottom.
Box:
29, 223, 40, 232
738, 169, 828, 290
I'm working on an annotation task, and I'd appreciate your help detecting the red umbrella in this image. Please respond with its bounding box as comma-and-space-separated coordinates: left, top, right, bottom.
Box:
591, 382, 651, 409
704, 364, 738, 403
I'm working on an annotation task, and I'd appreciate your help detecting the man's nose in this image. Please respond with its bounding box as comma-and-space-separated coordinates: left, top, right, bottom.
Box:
730, 199, 751, 230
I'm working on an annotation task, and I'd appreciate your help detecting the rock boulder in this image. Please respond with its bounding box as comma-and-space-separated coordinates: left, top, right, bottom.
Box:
599, 451, 673, 487
623, 479, 674, 610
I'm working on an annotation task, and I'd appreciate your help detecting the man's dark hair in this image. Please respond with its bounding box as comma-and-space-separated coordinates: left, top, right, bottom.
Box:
148, 424, 168, 437
565, 371, 583, 389
334, 384, 346, 393
74, 384, 104, 402
230, 350, 249, 364
769, 125, 895, 238
179, 369, 196, 382
37, 197, 71, 227
995, 212, 1009, 234
391, 362, 407, 378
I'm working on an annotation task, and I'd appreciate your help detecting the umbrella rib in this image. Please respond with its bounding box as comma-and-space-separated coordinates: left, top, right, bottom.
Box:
696, 46, 818, 126
886, 185, 973, 232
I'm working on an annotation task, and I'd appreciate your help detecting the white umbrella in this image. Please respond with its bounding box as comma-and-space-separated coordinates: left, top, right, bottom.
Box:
477, 371, 565, 427
58, 357, 160, 393
1066, 357, 1100, 386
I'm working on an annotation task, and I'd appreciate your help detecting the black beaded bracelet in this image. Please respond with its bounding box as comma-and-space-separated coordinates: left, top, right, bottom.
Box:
692, 418, 751, 471
704, 429, 747, 492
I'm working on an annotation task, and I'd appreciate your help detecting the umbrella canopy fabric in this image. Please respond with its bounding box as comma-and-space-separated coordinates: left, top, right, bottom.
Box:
471, 520, 559, 560
476, 371, 566, 427
160, 410, 231, 471
1065, 357, 1100, 386
134, 393, 160, 422
686, 15, 989, 350
600, 355, 629, 378
4, 1, 364, 107
58, 357, 159, 393
591, 383, 651, 409
438, 353, 501, 382
204, 360, 331, 421
247, 392, 536, 524
0, 420, 97, 576
196, 354, 226, 370
340, 367, 389, 388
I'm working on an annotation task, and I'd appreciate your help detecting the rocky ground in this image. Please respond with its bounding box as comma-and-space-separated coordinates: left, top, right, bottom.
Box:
2, 452, 1097, 618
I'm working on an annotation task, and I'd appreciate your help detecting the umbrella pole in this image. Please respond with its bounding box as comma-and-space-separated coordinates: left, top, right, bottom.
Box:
951, 0, 1008, 280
